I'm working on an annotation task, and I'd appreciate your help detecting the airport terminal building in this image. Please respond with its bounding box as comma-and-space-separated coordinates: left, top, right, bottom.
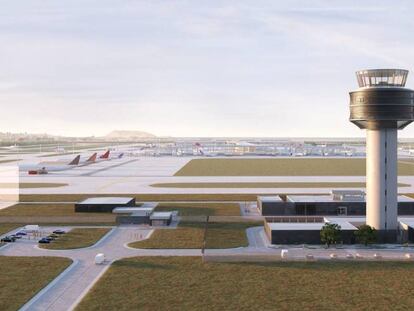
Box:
258, 191, 414, 244
258, 191, 414, 217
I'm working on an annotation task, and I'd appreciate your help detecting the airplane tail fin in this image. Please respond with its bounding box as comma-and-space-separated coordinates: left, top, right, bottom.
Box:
68, 155, 80, 165
99, 150, 110, 159
86, 153, 97, 162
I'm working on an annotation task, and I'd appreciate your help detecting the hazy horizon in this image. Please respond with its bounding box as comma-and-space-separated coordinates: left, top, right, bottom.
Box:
1, 1, 414, 138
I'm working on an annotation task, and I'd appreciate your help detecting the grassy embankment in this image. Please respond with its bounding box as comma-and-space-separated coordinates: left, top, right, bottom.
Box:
174, 158, 414, 176
0, 203, 116, 225
129, 221, 259, 249
151, 181, 410, 188
155, 202, 241, 216
77, 257, 414, 310
0, 223, 22, 236
0, 183, 68, 189
40, 228, 111, 250
19, 193, 266, 202
0, 159, 20, 164
0, 256, 72, 311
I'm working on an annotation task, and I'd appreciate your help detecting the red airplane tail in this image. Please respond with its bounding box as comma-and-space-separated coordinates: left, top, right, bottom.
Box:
99, 150, 110, 159
68, 155, 81, 165
86, 153, 97, 162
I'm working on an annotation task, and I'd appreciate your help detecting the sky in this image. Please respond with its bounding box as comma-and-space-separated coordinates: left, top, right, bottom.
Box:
1, 0, 414, 138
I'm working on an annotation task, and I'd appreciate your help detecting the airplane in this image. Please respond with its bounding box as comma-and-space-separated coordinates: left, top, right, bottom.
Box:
25, 155, 81, 174
79, 153, 97, 165
99, 150, 110, 160
2, 144, 18, 150
193, 143, 216, 157
96, 150, 124, 161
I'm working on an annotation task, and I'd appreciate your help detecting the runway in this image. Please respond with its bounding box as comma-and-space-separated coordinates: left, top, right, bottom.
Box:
10, 156, 414, 196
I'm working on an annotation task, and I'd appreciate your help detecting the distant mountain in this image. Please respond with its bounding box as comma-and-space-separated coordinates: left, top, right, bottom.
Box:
105, 130, 156, 139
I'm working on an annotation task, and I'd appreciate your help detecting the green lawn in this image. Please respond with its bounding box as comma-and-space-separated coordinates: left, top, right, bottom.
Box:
19, 193, 277, 203
155, 202, 241, 216
174, 158, 414, 176
40, 228, 111, 250
0, 203, 99, 217
0, 256, 72, 311
0, 223, 21, 236
129, 222, 259, 249
0, 183, 68, 189
0, 159, 20, 164
152, 181, 410, 188
77, 257, 414, 311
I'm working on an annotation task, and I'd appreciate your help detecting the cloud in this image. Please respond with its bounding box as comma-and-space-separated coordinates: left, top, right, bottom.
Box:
0, 0, 413, 137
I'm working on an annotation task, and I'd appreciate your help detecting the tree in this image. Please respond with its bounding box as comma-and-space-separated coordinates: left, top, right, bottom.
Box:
320, 223, 342, 248
354, 224, 377, 246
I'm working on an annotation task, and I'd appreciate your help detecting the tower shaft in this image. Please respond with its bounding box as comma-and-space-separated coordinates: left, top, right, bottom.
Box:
366, 128, 398, 230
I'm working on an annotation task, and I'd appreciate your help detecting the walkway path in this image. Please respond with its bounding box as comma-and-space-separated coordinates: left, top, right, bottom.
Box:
2, 224, 414, 310
0, 226, 200, 311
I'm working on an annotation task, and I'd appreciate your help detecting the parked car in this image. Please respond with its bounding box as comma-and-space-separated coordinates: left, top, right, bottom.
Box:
53, 230, 66, 235
1, 236, 16, 243
10, 234, 22, 239
15, 231, 27, 236
49, 234, 59, 239
38, 238, 50, 244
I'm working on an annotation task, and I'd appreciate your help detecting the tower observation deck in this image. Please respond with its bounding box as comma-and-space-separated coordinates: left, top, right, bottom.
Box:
349, 69, 414, 237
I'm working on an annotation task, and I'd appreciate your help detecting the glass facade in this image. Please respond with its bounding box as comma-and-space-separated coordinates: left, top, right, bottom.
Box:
356, 69, 408, 88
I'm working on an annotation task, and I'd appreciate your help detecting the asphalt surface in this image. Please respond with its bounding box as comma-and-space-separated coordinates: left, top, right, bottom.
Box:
0, 226, 200, 311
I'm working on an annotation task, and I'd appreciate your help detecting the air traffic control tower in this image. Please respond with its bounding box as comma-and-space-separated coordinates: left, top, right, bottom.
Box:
350, 69, 414, 235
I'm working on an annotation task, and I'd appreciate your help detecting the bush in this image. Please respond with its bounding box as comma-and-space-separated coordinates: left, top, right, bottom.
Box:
320, 223, 341, 247
354, 224, 377, 246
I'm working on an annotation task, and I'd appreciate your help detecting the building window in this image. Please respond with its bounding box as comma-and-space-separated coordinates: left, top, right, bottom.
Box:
337, 206, 347, 216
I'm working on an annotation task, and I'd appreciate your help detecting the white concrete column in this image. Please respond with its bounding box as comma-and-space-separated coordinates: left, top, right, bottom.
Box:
366, 128, 398, 230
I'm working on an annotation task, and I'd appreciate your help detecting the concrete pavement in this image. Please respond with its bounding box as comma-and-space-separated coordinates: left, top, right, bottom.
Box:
0, 226, 200, 311
2, 222, 414, 310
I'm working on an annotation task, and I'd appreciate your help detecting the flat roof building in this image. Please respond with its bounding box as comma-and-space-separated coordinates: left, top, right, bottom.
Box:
258, 192, 414, 217
75, 197, 136, 213
150, 212, 173, 226
264, 216, 358, 244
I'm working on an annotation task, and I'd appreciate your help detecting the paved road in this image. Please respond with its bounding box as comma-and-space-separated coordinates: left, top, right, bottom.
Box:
2, 224, 414, 310
0, 226, 200, 311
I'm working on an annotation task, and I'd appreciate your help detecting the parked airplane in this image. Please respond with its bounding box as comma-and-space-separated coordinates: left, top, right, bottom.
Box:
193, 143, 216, 157
2, 144, 18, 150
99, 150, 110, 160
25, 155, 81, 174
79, 153, 97, 165
96, 150, 124, 161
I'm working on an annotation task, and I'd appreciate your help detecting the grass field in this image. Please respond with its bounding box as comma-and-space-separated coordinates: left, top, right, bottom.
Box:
77, 257, 414, 311
129, 221, 259, 249
152, 181, 410, 188
155, 202, 241, 216
0, 159, 20, 164
0, 204, 116, 225
174, 158, 414, 176
40, 228, 111, 250
0, 256, 72, 311
0, 223, 21, 235
19, 193, 288, 203
0, 203, 103, 217
0, 183, 68, 189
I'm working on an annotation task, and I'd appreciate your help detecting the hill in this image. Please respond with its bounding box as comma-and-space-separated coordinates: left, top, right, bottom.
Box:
105, 130, 156, 139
